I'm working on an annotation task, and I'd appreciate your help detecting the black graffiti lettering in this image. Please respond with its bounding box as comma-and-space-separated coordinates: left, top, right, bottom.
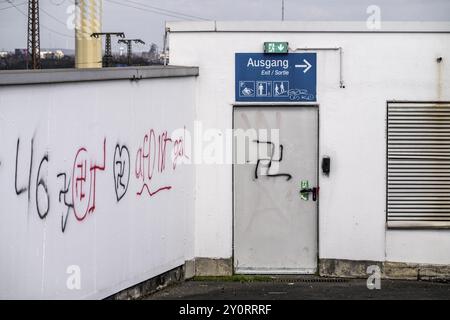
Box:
14, 138, 30, 196
113, 144, 130, 202
15, 137, 51, 219
28, 139, 34, 202
36, 155, 50, 219
57, 173, 74, 233
254, 140, 292, 181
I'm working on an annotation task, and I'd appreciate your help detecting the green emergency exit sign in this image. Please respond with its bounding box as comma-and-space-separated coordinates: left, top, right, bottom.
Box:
264, 42, 289, 54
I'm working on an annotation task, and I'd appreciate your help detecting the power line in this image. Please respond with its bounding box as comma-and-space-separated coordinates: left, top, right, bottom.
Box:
123, 0, 208, 21
49, 0, 69, 6
6, 0, 74, 38
105, 0, 192, 20
4, 0, 208, 49
0, 1, 26, 11
105, 0, 207, 21
40, 6, 68, 26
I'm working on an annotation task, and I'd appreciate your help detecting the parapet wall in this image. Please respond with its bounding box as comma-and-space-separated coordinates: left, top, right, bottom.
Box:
0, 66, 198, 299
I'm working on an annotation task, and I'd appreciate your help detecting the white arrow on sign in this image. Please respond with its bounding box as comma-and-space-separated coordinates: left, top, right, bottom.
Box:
295, 59, 312, 73
277, 44, 285, 51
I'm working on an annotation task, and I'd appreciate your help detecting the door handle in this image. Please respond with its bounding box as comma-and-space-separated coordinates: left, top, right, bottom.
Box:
299, 187, 318, 201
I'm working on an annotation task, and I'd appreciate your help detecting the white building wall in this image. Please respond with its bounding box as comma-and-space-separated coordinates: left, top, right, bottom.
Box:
168, 23, 450, 265
0, 76, 196, 299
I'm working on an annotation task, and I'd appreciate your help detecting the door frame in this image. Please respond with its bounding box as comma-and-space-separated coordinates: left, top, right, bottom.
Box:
232, 103, 320, 275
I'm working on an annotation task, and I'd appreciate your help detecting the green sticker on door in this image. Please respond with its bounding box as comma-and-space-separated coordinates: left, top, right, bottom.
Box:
300, 180, 309, 200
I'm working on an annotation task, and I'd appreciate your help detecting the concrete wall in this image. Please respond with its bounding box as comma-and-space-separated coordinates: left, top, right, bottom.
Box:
168, 22, 450, 266
0, 67, 197, 299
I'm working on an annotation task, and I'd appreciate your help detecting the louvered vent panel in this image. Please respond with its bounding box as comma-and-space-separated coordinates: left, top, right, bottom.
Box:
387, 102, 450, 228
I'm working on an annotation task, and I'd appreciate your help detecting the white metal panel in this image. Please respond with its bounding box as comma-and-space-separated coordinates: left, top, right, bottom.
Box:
233, 106, 318, 274
387, 102, 450, 228
0, 77, 196, 299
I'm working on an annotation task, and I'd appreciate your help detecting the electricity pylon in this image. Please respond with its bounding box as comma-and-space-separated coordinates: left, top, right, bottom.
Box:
91, 32, 125, 67
118, 39, 145, 66
27, 0, 41, 69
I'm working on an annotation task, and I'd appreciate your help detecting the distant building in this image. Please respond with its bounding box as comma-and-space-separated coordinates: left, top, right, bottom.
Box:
141, 51, 150, 60
14, 49, 27, 56
40, 51, 52, 59
40, 50, 65, 59
142, 43, 161, 63
54, 50, 64, 59
159, 52, 167, 63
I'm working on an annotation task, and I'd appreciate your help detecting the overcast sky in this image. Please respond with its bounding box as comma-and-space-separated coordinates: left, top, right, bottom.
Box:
0, 0, 449, 52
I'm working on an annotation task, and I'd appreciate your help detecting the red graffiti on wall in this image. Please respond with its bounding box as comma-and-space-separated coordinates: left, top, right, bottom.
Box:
72, 138, 106, 221
172, 126, 190, 170
135, 130, 172, 197
135, 127, 188, 198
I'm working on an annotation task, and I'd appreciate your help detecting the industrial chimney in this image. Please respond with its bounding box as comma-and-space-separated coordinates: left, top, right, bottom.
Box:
75, 0, 102, 68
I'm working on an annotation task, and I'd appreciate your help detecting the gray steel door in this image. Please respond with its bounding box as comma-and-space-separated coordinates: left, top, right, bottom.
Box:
233, 106, 318, 274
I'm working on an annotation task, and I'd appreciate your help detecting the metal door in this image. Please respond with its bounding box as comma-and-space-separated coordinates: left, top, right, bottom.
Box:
233, 106, 318, 274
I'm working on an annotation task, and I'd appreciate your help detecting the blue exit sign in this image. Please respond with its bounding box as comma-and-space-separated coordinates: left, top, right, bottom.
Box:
235, 53, 317, 102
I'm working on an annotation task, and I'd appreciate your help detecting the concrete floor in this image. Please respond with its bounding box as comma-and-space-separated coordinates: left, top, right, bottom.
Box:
146, 277, 450, 300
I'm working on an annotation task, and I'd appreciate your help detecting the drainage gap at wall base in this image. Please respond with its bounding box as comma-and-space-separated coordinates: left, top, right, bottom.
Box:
320, 259, 450, 282
107, 258, 233, 300
106, 266, 184, 300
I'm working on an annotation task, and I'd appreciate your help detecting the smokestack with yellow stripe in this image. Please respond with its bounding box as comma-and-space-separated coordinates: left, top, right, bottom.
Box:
75, 0, 102, 68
